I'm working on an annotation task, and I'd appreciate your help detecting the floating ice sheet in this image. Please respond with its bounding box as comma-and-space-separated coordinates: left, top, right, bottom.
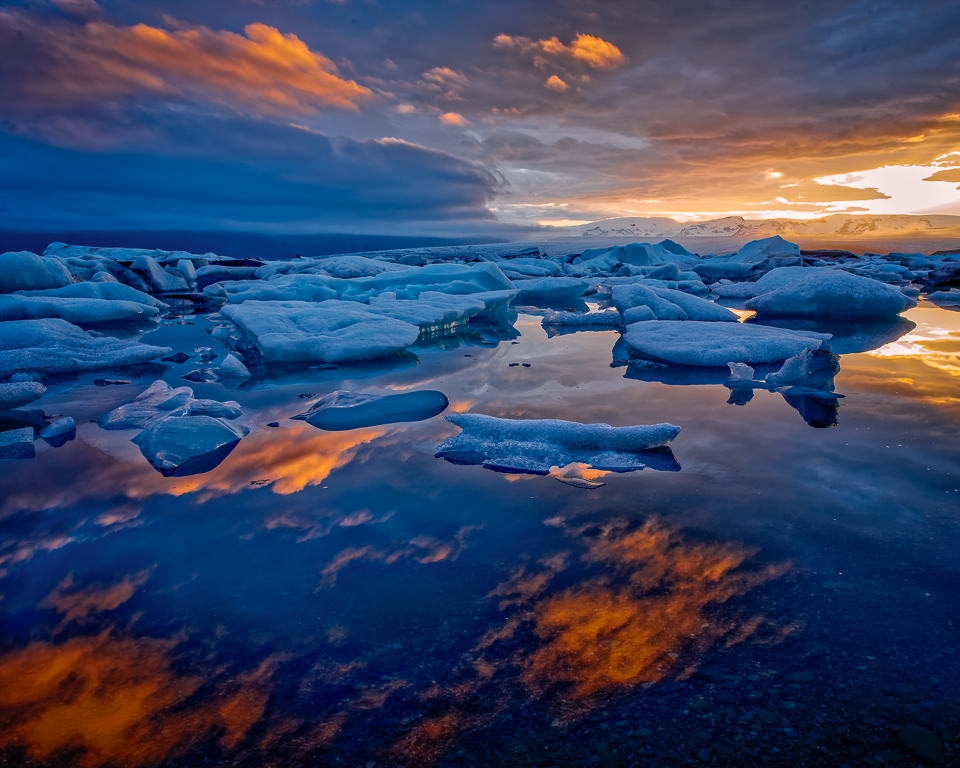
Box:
623, 320, 830, 367
436, 413, 681, 476
294, 389, 449, 430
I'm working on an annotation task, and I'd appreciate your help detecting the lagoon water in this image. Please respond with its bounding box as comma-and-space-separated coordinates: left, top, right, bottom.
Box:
1, 302, 959, 766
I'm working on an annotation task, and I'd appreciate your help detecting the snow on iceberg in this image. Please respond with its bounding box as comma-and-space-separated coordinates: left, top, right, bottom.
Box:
0, 319, 171, 378
623, 320, 830, 367
435, 413, 681, 475
743, 267, 916, 318
221, 300, 421, 364
0, 251, 74, 293
294, 389, 449, 430
133, 414, 248, 476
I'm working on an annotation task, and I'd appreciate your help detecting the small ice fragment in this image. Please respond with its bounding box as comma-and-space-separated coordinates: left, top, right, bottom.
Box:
40, 416, 76, 447
217, 353, 251, 381
0, 427, 36, 460
294, 390, 449, 431
0, 381, 46, 409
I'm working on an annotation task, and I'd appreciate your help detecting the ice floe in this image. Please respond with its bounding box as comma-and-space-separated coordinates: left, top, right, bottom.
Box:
436, 414, 681, 475
611, 283, 737, 322
0, 319, 171, 378
0, 427, 35, 460
0, 251, 74, 293
39, 416, 77, 447
623, 320, 830, 366
0, 381, 47, 409
294, 389, 449, 430
98, 379, 242, 430
221, 300, 420, 364
133, 414, 248, 476
0, 294, 161, 326
743, 267, 916, 318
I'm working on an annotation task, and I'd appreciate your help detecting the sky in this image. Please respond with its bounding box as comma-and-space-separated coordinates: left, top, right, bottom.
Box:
1, 0, 959, 235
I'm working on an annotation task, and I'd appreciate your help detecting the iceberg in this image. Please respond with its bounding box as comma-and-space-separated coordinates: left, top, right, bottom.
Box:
436, 413, 681, 475
0, 251, 73, 293
623, 320, 830, 367
18, 281, 166, 308
541, 310, 623, 329
744, 267, 916, 318
98, 379, 242, 430
133, 414, 248, 476
39, 416, 76, 447
611, 283, 737, 322
512, 277, 589, 303
221, 300, 420, 364
0, 295, 161, 326
294, 389, 449, 430
0, 381, 47, 409
217, 353, 251, 381
0, 426, 35, 460
0, 319, 171, 378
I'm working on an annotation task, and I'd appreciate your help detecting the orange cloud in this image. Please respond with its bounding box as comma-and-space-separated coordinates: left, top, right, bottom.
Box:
544, 74, 569, 92
0, 10, 372, 114
439, 111, 469, 126
493, 32, 625, 70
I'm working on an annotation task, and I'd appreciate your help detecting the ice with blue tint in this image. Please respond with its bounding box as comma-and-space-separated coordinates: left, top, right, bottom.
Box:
611, 282, 737, 322
0, 294, 162, 326
0, 381, 46, 409
294, 389, 449, 430
132, 414, 248, 476
0, 318, 171, 377
98, 380, 242, 430
436, 413, 680, 475
624, 320, 830, 366
744, 267, 917, 318
0, 250, 74, 292
221, 300, 421, 364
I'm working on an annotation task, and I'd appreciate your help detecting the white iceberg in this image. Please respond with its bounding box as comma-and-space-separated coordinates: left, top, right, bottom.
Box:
0, 381, 47, 409
221, 300, 420, 364
294, 389, 449, 430
436, 413, 681, 474
744, 267, 916, 318
0, 319, 171, 377
133, 414, 248, 476
623, 320, 830, 367
0, 251, 74, 293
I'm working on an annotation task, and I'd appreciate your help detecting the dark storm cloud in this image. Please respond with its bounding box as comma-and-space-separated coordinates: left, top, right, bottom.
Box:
0, 116, 500, 232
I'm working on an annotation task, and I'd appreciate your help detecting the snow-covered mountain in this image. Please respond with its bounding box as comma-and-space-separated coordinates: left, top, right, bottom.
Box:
566, 214, 960, 239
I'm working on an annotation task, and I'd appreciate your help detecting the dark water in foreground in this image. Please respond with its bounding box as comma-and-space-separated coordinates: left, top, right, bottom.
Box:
1, 305, 959, 767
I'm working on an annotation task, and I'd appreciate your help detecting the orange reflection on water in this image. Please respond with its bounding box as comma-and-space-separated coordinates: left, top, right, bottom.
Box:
42, 568, 153, 626
520, 519, 789, 702
0, 631, 288, 767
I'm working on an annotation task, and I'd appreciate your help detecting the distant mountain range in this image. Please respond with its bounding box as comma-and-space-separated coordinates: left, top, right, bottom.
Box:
566, 214, 960, 239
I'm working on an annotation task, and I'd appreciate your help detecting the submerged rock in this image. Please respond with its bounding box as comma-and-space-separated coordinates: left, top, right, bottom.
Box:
295, 389, 449, 430
436, 413, 681, 475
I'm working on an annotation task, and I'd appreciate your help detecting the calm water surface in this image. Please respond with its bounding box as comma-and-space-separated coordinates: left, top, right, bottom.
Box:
1, 304, 959, 767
